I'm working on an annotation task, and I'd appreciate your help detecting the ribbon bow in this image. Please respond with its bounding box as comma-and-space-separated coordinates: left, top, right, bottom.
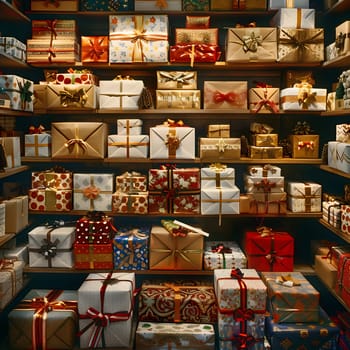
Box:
29, 125, 46, 134
297, 140, 314, 150
213, 91, 238, 104
233, 307, 255, 322
165, 133, 180, 150
64, 138, 88, 152
159, 71, 194, 88
59, 87, 88, 107
210, 163, 227, 171
256, 226, 273, 237
253, 88, 279, 113
39, 238, 60, 258
229, 334, 259, 349
242, 32, 262, 53
83, 185, 101, 200
292, 121, 314, 135
163, 118, 185, 127
254, 178, 276, 192
45, 20, 58, 41
88, 37, 106, 60
211, 243, 232, 254
216, 139, 229, 153
231, 268, 244, 280
18, 80, 33, 105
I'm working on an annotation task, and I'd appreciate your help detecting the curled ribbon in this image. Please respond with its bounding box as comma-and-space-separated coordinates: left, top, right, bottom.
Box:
29, 125, 46, 134
64, 138, 88, 152
83, 185, 101, 200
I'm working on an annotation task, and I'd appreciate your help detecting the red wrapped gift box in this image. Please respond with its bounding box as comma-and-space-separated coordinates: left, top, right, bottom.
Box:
243, 230, 294, 272
73, 243, 113, 270
336, 254, 350, 309
170, 44, 221, 63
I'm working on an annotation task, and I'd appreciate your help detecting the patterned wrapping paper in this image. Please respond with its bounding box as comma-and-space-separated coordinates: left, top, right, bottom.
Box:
336, 254, 350, 308
24, 134, 51, 157
329, 245, 350, 269
244, 175, 285, 194
135, 322, 215, 350
314, 255, 338, 290
117, 119, 143, 135
112, 191, 148, 214
169, 44, 221, 63
31, 170, 73, 190
80, 0, 133, 11
73, 243, 114, 269
243, 231, 294, 272
81, 35, 109, 63
55, 73, 97, 85
175, 28, 218, 45
328, 141, 350, 174
2, 196, 28, 234
247, 165, 281, 177
322, 200, 341, 229
199, 138, 241, 161
31, 19, 78, 40
249, 146, 283, 159
0, 36, 26, 62
208, 124, 230, 138
28, 225, 75, 268
249, 88, 280, 113
183, 0, 210, 10
287, 181, 322, 213
268, 0, 309, 8
203, 241, 247, 270
28, 188, 73, 212
277, 28, 324, 63
109, 15, 169, 63
157, 71, 197, 90
149, 225, 204, 270
247, 192, 287, 215
115, 172, 147, 192
30, 0, 79, 11
336, 20, 350, 56
200, 187, 240, 215
113, 226, 149, 270
0, 137, 21, 168
78, 272, 136, 348
341, 204, 350, 235
289, 134, 320, 158
8, 289, 78, 350
280, 88, 327, 111
135, 0, 181, 11
107, 134, 149, 158
155, 90, 201, 109
201, 165, 235, 189
336, 124, 350, 143
261, 271, 320, 323
138, 280, 217, 323
271, 8, 315, 29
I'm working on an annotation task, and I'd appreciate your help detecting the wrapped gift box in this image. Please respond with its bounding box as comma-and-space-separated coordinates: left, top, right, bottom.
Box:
81, 35, 108, 63
341, 204, 350, 235
135, 322, 215, 350
271, 8, 315, 29
113, 226, 149, 270
28, 225, 75, 268
268, 0, 309, 8
33, 84, 47, 112
249, 88, 280, 113
31, 19, 77, 40
201, 165, 235, 189
204, 81, 247, 109
3, 196, 28, 234
183, 0, 209, 10
328, 141, 350, 174
28, 188, 73, 212
0, 75, 34, 112
329, 245, 350, 269
73, 243, 113, 269
248, 192, 287, 215
336, 20, 350, 55
336, 254, 350, 308
249, 146, 283, 159
2, 245, 29, 265
78, 272, 135, 348
326, 42, 338, 62
30, 0, 78, 11
99, 79, 144, 110
80, 0, 133, 10
175, 28, 218, 45
281, 87, 327, 111
157, 71, 197, 90
0, 36, 26, 62
226, 27, 277, 62
287, 181, 322, 213
244, 175, 284, 193
109, 15, 168, 63
115, 171, 147, 192
289, 134, 319, 158
24, 133, 51, 157
55, 73, 97, 85
322, 200, 342, 229
155, 90, 201, 109
138, 280, 217, 323
251, 134, 278, 147
203, 241, 247, 270
51, 122, 107, 159
277, 28, 324, 62
243, 231, 294, 272
261, 271, 320, 323
117, 119, 143, 135
247, 165, 281, 177
135, 0, 181, 10
207, 124, 230, 138
0, 136, 21, 168
107, 134, 149, 158
169, 44, 221, 63
199, 138, 241, 161
31, 170, 73, 190
112, 191, 148, 214
149, 225, 203, 270
150, 125, 195, 159
8, 289, 78, 350
315, 254, 338, 290
336, 123, 350, 143
73, 173, 113, 211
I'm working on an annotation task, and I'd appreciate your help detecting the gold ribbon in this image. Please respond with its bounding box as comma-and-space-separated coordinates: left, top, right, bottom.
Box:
166, 128, 180, 157
216, 139, 229, 153
256, 226, 273, 237
119, 229, 147, 265
64, 127, 88, 157
26, 135, 50, 157
59, 86, 88, 107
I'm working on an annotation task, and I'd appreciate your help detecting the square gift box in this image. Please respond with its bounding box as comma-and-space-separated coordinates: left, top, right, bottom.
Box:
322, 200, 342, 229
107, 134, 149, 158
112, 191, 148, 214
155, 90, 201, 109
30, 0, 79, 11
271, 8, 315, 29
199, 138, 241, 161
81, 36, 109, 63
249, 87, 280, 113
247, 164, 281, 177
28, 188, 73, 212
280, 87, 327, 111
2, 195, 28, 233
248, 192, 287, 215
201, 165, 235, 189
156, 71, 197, 90
0, 136, 21, 169
207, 124, 230, 138
24, 133, 51, 157
287, 181, 322, 213
115, 171, 147, 192
288, 134, 319, 158
117, 119, 143, 135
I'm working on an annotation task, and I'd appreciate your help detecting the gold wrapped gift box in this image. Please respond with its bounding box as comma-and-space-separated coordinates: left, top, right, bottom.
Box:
200, 138, 241, 161
252, 134, 279, 147
249, 146, 283, 159
289, 134, 319, 158
156, 90, 201, 109
156, 71, 197, 90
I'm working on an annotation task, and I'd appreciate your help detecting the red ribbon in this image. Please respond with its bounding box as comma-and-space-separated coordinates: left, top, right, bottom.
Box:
253, 99, 279, 113
211, 243, 232, 254
88, 37, 106, 60
254, 178, 276, 192
213, 91, 238, 104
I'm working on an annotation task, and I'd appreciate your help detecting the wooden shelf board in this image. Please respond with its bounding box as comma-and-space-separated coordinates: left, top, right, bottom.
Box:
321, 110, 350, 117
319, 218, 350, 244
323, 53, 350, 68
0, 107, 33, 116
0, 52, 28, 69
0, 165, 29, 179
325, 0, 350, 14
0, 233, 15, 248
0, 1, 29, 22
320, 165, 350, 179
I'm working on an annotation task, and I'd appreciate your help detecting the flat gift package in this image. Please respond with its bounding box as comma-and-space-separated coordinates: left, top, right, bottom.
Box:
155, 90, 201, 109
175, 28, 218, 45
244, 174, 285, 193
169, 43, 221, 63
28, 188, 73, 212
287, 181, 322, 213
207, 124, 230, 138
271, 8, 315, 29
31, 169, 73, 190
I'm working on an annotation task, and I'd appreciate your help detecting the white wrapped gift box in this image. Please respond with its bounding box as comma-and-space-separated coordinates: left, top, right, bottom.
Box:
287, 181, 322, 213
24, 134, 52, 157
280, 88, 327, 111
201, 187, 240, 215
328, 141, 350, 174
247, 165, 281, 177
107, 134, 149, 158
201, 166, 235, 189
271, 8, 315, 29
117, 119, 143, 135
0, 136, 21, 169
244, 175, 285, 193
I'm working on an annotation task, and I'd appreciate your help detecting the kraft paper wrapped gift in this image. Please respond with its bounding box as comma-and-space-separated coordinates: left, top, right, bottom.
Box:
175, 28, 218, 45
199, 138, 241, 161
46, 84, 97, 110
268, 0, 309, 8
51, 122, 107, 159
0, 259, 24, 309
0, 75, 34, 112
322, 200, 341, 228
99, 79, 144, 110
150, 125, 195, 159
249, 146, 283, 159
3, 195, 28, 234
113, 226, 150, 270
247, 165, 281, 177
214, 269, 267, 350
30, 0, 79, 11
28, 188, 73, 211
135, 322, 215, 350
315, 254, 338, 290
287, 181, 322, 213
244, 175, 285, 193
208, 124, 230, 138
289, 134, 319, 158
328, 141, 350, 174
81, 36, 109, 63
135, 0, 181, 10
0, 136, 21, 168
249, 87, 280, 113
201, 165, 235, 189
243, 231, 294, 272
248, 192, 287, 215
115, 171, 147, 192
271, 8, 315, 29
24, 133, 51, 157
117, 119, 143, 135
109, 15, 168, 63
31, 19, 78, 40
204, 81, 247, 109
33, 84, 47, 112
73, 173, 113, 211
280, 87, 327, 111
149, 225, 204, 270
261, 271, 320, 323
78, 272, 135, 348
28, 225, 75, 268
182, 0, 209, 10
226, 27, 277, 62
336, 20, 350, 55
31, 170, 73, 190
107, 134, 149, 158
203, 241, 247, 270
156, 90, 201, 109
138, 280, 217, 323
277, 28, 324, 63
112, 191, 148, 214
8, 289, 78, 350
157, 71, 197, 90
0, 36, 26, 62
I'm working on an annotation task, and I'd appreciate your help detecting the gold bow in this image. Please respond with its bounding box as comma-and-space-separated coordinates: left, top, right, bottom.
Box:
83, 185, 101, 199
59, 87, 88, 107
242, 32, 262, 53
216, 139, 228, 152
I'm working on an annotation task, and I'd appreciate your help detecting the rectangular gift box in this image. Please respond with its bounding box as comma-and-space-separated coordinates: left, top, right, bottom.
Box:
99, 79, 144, 110
251, 134, 278, 147
157, 71, 197, 90
314, 254, 338, 290
135, 0, 181, 10
207, 124, 230, 138
31, 170, 73, 190
203, 241, 247, 270
289, 134, 319, 158
8, 289, 78, 350
336, 20, 350, 55
2, 245, 29, 265
226, 27, 277, 62
73, 173, 113, 211
51, 122, 107, 159
0, 36, 26, 62
322, 200, 342, 229
248, 192, 287, 215
328, 245, 350, 269
336, 123, 350, 143
204, 81, 247, 109
73, 242, 114, 269
271, 8, 315, 29
150, 125, 195, 159
287, 181, 322, 213
232, 0, 267, 9
112, 191, 148, 214
280, 88, 327, 111
249, 146, 283, 159
117, 119, 143, 135
31, 19, 78, 40
199, 138, 241, 161
328, 141, 350, 174
201, 165, 235, 189
30, 0, 78, 11
169, 44, 221, 63
155, 90, 201, 109
80, 0, 133, 10
261, 271, 320, 323
138, 280, 217, 323
135, 322, 215, 350
268, 0, 309, 8
0, 136, 21, 168
3, 196, 28, 234
78, 272, 135, 348
107, 134, 149, 158
277, 28, 324, 63
28, 188, 73, 212
249, 87, 280, 113
175, 28, 218, 45
81, 36, 108, 63
33, 84, 47, 112
183, 0, 210, 10
28, 225, 75, 268
326, 42, 338, 62
244, 175, 284, 193
247, 165, 281, 177
109, 15, 168, 63
243, 231, 294, 272
24, 133, 51, 157
115, 171, 147, 192
149, 225, 203, 270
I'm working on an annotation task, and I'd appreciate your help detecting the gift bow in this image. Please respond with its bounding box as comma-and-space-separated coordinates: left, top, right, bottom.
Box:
39, 238, 60, 258
29, 125, 46, 134
297, 140, 314, 150
211, 243, 232, 254
18, 80, 33, 106
64, 138, 88, 152
292, 121, 314, 135
242, 32, 262, 53
210, 163, 227, 171
216, 139, 229, 153
254, 178, 276, 192
83, 185, 101, 199
213, 91, 239, 104
256, 226, 273, 237
159, 71, 194, 87
88, 37, 106, 60
0, 258, 15, 270
59, 87, 88, 107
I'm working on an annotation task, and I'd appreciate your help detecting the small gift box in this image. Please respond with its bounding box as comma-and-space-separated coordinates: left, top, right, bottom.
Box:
2, 245, 29, 265
155, 90, 201, 109
112, 191, 148, 214
199, 138, 241, 161
135, 0, 181, 10
24, 133, 51, 157
244, 175, 284, 193
115, 171, 147, 192
30, 0, 78, 11
175, 28, 218, 45
169, 44, 221, 63
247, 165, 281, 177
201, 164, 235, 189
328, 141, 350, 174
208, 124, 230, 138
28, 188, 73, 212
117, 119, 143, 135
289, 134, 319, 158
322, 200, 342, 229
2, 196, 28, 233
249, 87, 280, 113
249, 146, 283, 159
0, 36, 26, 62
287, 181, 322, 213
31, 169, 73, 190
31, 19, 77, 40
183, 0, 210, 10
251, 134, 279, 147
81, 36, 109, 63
0, 136, 21, 168
107, 134, 149, 158
271, 8, 315, 29
156, 71, 197, 90
248, 192, 287, 215
336, 20, 350, 55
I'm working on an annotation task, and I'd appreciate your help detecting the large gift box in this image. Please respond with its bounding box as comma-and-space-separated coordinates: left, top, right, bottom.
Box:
28, 225, 75, 268
243, 230, 294, 272
156, 71, 197, 90
287, 181, 322, 213
201, 165, 235, 189
244, 175, 284, 193
31, 19, 77, 40
117, 119, 143, 135
2, 195, 28, 233
24, 133, 51, 157
73, 173, 113, 211
261, 271, 320, 323
30, 0, 78, 11
204, 81, 247, 109
109, 15, 168, 63
248, 192, 287, 215
175, 28, 218, 45
81, 36, 109, 63
156, 90, 201, 109
8, 289, 78, 350
135, 0, 181, 10
169, 44, 221, 63
112, 191, 148, 214
51, 122, 107, 159
314, 254, 338, 290
199, 138, 241, 161
214, 269, 267, 350
78, 272, 136, 348
248, 87, 280, 113
226, 27, 277, 62
280, 87, 327, 111
0, 136, 21, 168
289, 134, 319, 158
31, 169, 73, 190
138, 280, 217, 323
149, 225, 204, 270
271, 8, 315, 29
107, 134, 149, 158
135, 322, 215, 350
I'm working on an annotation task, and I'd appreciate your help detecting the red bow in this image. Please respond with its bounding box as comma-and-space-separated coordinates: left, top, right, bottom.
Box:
253, 99, 279, 113
211, 243, 232, 254
254, 178, 276, 192
233, 307, 255, 322
213, 91, 238, 104
231, 268, 244, 280
88, 37, 106, 60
